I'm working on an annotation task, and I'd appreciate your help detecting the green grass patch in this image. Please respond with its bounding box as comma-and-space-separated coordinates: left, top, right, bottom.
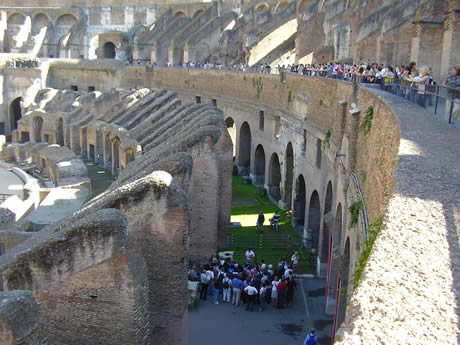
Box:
226, 176, 315, 274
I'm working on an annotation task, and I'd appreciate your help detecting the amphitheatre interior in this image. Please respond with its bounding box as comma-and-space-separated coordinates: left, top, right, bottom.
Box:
0, 1, 458, 345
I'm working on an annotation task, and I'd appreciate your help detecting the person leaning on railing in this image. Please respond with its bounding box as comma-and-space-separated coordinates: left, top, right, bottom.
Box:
443, 66, 460, 126
407, 66, 430, 107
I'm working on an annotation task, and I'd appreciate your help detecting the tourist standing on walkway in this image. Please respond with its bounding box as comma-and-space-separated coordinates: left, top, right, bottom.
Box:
257, 211, 265, 232
286, 275, 297, 306
443, 66, 460, 126
200, 270, 209, 300
245, 248, 255, 264
259, 282, 267, 311
212, 277, 221, 304
276, 278, 288, 308
291, 251, 299, 274
271, 276, 279, 306
232, 275, 243, 306
244, 282, 258, 312
222, 274, 232, 303
303, 329, 318, 345
272, 210, 281, 231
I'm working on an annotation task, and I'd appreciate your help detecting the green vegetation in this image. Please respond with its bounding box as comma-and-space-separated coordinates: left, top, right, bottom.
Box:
226, 176, 314, 273
253, 77, 263, 99
287, 90, 292, 104
348, 200, 363, 229
360, 170, 367, 184
322, 129, 331, 151
83, 159, 116, 198
359, 105, 374, 135
350, 217, 383, 289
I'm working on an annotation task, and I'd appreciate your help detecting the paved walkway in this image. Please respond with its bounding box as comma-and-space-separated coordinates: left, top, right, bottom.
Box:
335, 88, 460, 344
189, 278, 332, 345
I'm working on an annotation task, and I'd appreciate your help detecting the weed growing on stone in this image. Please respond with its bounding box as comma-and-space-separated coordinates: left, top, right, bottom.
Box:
359, 105, 373, 135
322, 129, 331, 151
348, 200, 363, 229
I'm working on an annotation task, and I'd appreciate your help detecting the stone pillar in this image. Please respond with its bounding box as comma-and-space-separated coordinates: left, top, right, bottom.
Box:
348, 108, 360, 173
440, 0, 460, 81
336, 99, 348, 146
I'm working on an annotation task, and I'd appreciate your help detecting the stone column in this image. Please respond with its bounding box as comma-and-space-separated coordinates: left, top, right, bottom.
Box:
348, 108, 360, 173
440, 0, 460, 80
336, 99, 348, 146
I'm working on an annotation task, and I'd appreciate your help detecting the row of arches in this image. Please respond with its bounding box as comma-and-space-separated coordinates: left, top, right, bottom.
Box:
173, 8, 204, 18
228, 114, 352, 328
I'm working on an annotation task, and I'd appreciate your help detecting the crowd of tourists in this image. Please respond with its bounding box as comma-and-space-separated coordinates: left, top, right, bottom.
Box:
188, 249, 301, 311
5, 57, 40, 69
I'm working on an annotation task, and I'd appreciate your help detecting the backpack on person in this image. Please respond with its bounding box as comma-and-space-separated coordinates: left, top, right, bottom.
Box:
223, 278, 229, 289
306, 334, 317, 345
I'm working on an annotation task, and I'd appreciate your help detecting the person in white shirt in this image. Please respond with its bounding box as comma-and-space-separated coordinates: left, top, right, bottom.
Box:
245, 248, 255, 264
244, 282, 258, 311
259, 282, 267, 311
222, 274, 232, 303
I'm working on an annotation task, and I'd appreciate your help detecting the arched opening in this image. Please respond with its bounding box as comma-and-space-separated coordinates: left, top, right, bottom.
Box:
225, 117, 236, 159
337, 237, 351, 328
112, 137, 120, 174
255, 3, 269, 12
6, 13, 25, 52
238, 122, 251, 175
125, 149, 135, 166
284, 142, 294, 208
174, 10, 186, 18
254, 144, 265, 185
268, 153, 281, 202
105, 133, 112, 169
33, 116, 43, 142
57, 117, 64, 146
274, 0, 289, 14
32, 13, 49, 35
298, 0, 312, 11
103, 42, 116, 59
327, 203, 343, 310
308, 190, 321, 254
192, 9, 204, 18
56, 14, 77, 26
9, 97, 22, 132
195, 42, 210, 64
320, 181, 334, 264
293, 174, 306, 229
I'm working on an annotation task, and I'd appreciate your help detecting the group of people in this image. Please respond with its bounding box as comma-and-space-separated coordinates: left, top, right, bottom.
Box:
6, 57, 40, 69
256, 210, 281, 232
189, 250, 301, 312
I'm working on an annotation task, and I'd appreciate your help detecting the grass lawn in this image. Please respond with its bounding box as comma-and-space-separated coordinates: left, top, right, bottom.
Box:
225, 176, 315, 274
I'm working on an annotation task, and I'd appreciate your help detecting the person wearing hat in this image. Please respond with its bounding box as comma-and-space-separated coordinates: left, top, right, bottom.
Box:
303, 328, 318, 345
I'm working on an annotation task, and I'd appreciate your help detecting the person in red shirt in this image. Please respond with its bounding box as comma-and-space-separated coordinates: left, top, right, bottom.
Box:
276, 278, 288, 308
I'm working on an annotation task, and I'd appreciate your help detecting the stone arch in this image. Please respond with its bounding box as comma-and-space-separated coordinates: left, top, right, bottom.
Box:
7, 12, 25, 24
308, 190, 321, 255
174, 10, 187, 18
225, 117, 236, 159
268, 153, 281, 202
254, 144, 265, 185
55, 13, 77, 26
195, 42, 210, 64
298, 0, 312, 10
337, 236, 351, 328
33, 116, 44, 142
32, 13, 49, 35
255, 3, 269, 12
274, 0, 289, 13
57, 117, 64, 146
293, 174, 306, 229
9, 97, 22, 132
6, 271, 32, 291
103, 42, 116, 59
192, 9, 204, 18
284, 142, 294, 208
238, 122, 251, 175
112, 136, 120, 174
125, 148, 135, 166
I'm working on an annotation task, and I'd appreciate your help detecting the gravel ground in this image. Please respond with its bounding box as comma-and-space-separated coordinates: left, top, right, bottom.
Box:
335, 89, 460, 345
